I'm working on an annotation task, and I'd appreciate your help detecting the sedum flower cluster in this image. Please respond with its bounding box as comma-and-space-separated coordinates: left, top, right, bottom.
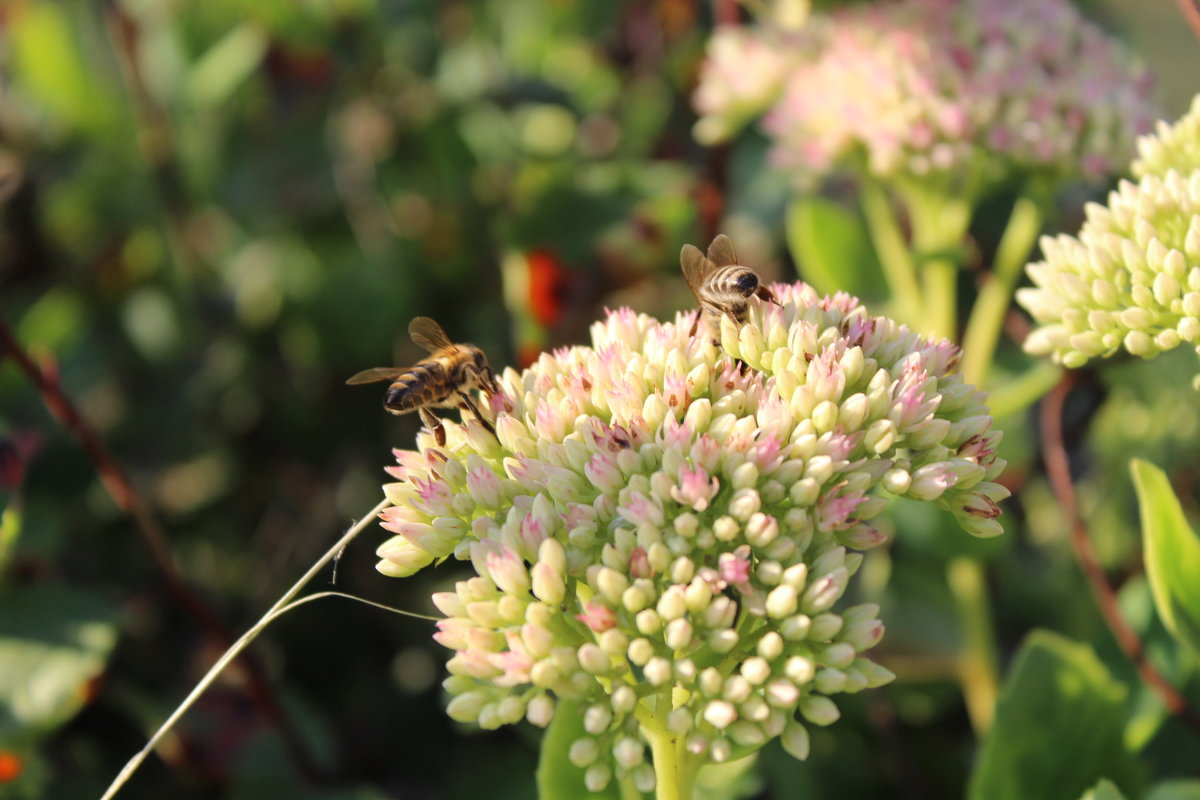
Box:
693, 0, 1156, 184
1018, 98, 1200, 378
375, 283, 1007, 793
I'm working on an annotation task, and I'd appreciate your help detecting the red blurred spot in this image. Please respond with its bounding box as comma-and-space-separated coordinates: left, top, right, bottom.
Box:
526, 250, 569, 328
0, 441, 21, 491
0, 751, 22, 783
516, 344, 542, 370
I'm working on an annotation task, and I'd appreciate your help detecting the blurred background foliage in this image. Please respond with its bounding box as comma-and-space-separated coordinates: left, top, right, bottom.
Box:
0, 0, 1198, 798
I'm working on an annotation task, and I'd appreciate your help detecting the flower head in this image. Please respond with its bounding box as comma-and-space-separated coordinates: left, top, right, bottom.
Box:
1018, 98, 1200, 378
1134, 95, 1200, 180
378, 286, 1006, 791
695, 0, 1157, 185
692, 26, 808, 146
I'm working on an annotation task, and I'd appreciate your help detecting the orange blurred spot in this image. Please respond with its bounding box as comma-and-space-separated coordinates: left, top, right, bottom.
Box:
0, 751, 23, 783
527, 250, 569, 328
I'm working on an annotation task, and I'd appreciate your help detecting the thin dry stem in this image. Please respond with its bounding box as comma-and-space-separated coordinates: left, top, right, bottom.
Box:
1176, 0, 1200, 42
0, 318, 324, 780
1041, 375, 1200, 737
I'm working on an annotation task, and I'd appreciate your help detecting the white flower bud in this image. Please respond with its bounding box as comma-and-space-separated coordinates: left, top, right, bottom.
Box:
569, 737, 599, 766
613, 737, 645, 769
627, 638, 654, 666
584, 764, 612, 793
611, 685, 637, 715
665, 618, 694, 650
782, 722, 811, 761
799, 695, 841, 726
703, 700, 738, 729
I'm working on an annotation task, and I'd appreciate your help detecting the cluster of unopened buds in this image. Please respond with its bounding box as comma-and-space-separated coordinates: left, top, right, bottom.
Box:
693, 0, 1157, 184
1019, 95, 1200, 382
373, 255, 1007, 791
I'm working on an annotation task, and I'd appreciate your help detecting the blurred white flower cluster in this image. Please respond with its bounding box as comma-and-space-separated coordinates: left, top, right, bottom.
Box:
694, 0, 1157, 184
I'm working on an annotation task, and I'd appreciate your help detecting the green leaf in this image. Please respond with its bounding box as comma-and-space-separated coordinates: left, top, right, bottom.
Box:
1079, 779, 1127, 800
785, 196, 882, 299
9, 3, 112, 132
0, 584, 120, 746
1145, 780, 1200, 800
969, 630, 1141, 800
694, 752, 761, 800
536, 699, 621, 800
0, 502, 21, 573
1132, 459, 1200, 658
186, 22, 269, 110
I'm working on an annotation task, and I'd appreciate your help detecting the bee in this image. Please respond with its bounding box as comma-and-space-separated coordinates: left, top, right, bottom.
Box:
680, 234, 778, 341
347, 316, 500, 447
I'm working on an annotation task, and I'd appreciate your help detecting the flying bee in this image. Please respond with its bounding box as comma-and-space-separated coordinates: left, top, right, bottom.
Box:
347, 316, 500, 447
680, 234, 779, 341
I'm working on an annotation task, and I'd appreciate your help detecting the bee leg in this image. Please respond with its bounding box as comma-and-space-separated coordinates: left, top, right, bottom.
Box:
688, 310, 701, 338
457, 392, 496, 437
419, 406, 446, 447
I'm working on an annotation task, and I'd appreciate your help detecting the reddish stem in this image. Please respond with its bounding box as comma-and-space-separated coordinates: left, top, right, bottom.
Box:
0, 318, 324, 782
1176, 0, 1200, 42
1041, 375, 1200, 737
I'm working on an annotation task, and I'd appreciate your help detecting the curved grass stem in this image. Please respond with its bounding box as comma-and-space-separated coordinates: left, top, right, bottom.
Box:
98, 498, 393, 800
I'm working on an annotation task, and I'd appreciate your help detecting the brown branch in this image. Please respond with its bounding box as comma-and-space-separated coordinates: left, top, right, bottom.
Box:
0, 319, 326, 783
1176, 0, 1200, 42
1041, 374, 1200, 737
103, 2, 206, 275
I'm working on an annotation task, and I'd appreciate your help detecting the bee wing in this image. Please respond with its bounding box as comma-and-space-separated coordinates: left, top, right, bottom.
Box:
680, 244, 715, 297
706, 234, 738, 267
346, 367, 410, 385
409, 316, 456, 354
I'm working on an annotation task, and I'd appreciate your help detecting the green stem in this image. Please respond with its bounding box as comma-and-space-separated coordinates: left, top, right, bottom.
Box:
859, 177, 923, 325
898, 180, 973, 339
925, 258, 959, 341
647, 689, 695, 800
987, 361, 1063, 419
946, 556, 999, 734
893, 177, 999, 731
961, 195, 1044, 386
618, 774, 644, 800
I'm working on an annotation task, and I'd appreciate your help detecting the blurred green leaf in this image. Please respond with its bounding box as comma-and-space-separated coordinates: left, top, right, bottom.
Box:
1132, 459, 1200, 659
785, 197, 881, 299
186, 22, 269, 109
536, 700, 620, 800
1145, 781, 1200, 800
1079, 779, 1127, 800
16, 289, 86, 354
969, 630, 1141, 800
0, 504, 21, 573
694, 752, 762, 800
9, 3, 112, 132
0, 584, 119, 746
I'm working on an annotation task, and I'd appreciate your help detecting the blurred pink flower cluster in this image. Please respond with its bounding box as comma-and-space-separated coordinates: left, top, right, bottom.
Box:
694, 0, 1157, 183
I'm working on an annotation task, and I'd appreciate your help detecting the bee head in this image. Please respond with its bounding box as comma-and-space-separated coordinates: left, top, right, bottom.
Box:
734, 270, 759, 296
467, 347, 499, 393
